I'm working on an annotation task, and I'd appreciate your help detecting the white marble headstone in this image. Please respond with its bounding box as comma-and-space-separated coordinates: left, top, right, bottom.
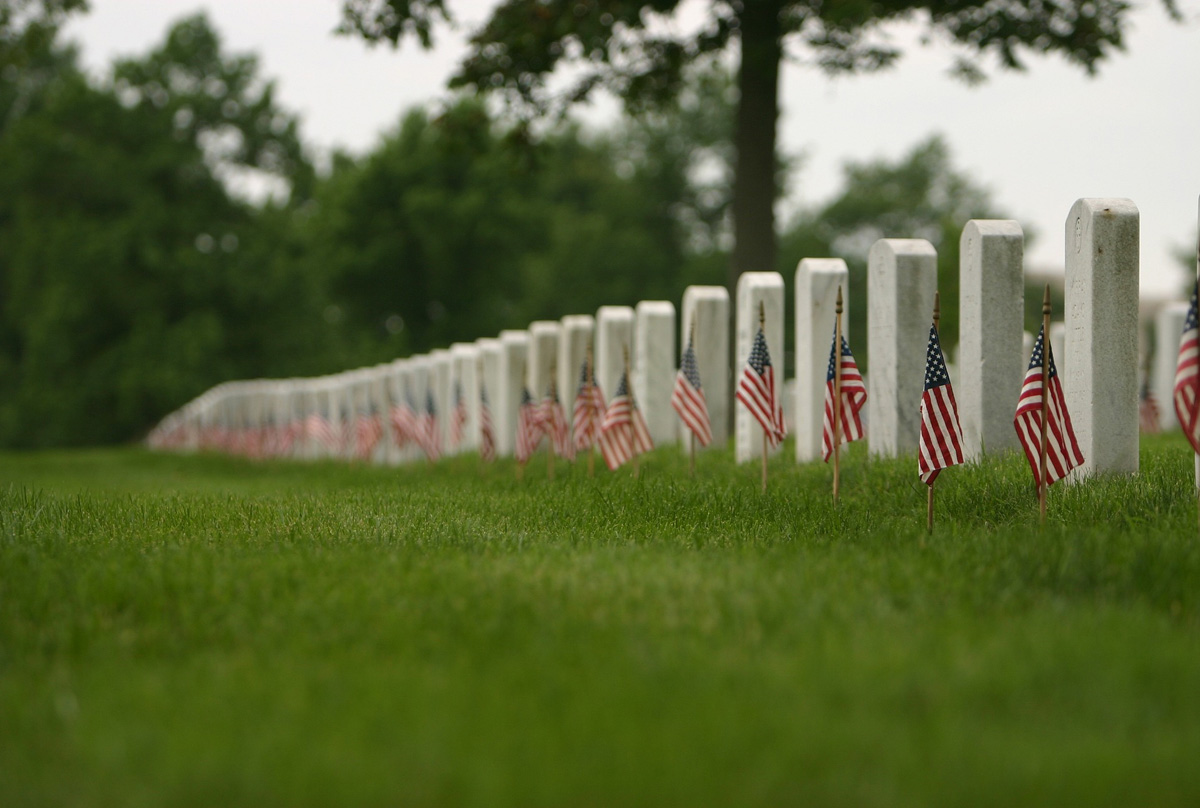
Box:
450, 343, 481, 453
680, 286, 730, 448
429, 349, 453, 455
498, 330, 529, 457
1064, 198, 1139, 479
596, 306, 635, 401
635, 300, 676, 445
735, 272, 785, 464
867, 239, 937, 458
528, 321, 561, 404
558, 315, 594, 411
794, 258, 848, 462
959, 220, 1024, 461
476, 337, 503, 452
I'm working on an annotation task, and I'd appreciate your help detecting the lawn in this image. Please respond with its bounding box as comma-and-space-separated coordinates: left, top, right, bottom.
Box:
2, 440, 1199, 806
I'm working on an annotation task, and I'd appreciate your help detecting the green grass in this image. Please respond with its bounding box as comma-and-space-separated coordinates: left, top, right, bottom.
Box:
2, 439, 1200, 806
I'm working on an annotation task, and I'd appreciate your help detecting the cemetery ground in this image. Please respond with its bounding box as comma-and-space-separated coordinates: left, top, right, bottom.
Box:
2, 440, 1199, 807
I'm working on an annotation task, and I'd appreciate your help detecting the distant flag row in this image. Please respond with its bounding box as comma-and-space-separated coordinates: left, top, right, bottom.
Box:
165, 285, 1160, 501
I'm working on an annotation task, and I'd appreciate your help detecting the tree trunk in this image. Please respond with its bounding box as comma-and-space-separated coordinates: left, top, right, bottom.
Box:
729, 2, 782, 291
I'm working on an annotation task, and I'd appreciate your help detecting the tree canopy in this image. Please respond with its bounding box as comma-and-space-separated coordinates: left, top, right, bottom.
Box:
339, 0, 1178, 288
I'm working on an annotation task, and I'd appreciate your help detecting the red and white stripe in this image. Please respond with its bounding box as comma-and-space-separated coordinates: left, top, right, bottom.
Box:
736, 365, 785, 448
479, 398, 496, 462
305, 413, 341, 450
599, 381, 652, 470
573, 382, 605, 452
821, 337, 867, 462
1174, 283, 1200, 454
1014, 329, 1084, 485
918, 328, 965, 485
515, 391, 544, 465
390, 404, 417, 448
355, 413, 383, 460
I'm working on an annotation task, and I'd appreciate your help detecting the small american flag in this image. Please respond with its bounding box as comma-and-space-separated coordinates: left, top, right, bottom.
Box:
450, 381, 468, 449
542, 382, 573, 459
918, 324, 965, 485
305, 413, 340, 450
1014, 324, 1084, 485
736, 325, 786, 448
572, 358, 605, 452
418, 390, 441, 462
822, 328, 867, 462
355, 410, 383, 460
672, 331, 712, 446
1174, 281, 1200, 454
390, 397, 418, 448
479, 383, 496, 462
599, 370, 652, 471
515, 386, 544, 464
337, 409, 355, 454
1139, 382, 1161, 434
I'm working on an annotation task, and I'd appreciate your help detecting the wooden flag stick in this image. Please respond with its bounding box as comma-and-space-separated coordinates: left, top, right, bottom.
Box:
517, 365, 528, 481
928, 291, 940, 534
547, 376, 556, 482
760, 300, 768, 493
625, 346, 639, 480
477, 358, 485, 477
587, 342, 596, 478
833, 285, 844, 504
1039, 284, 1051, 525
689, 319, 697, 478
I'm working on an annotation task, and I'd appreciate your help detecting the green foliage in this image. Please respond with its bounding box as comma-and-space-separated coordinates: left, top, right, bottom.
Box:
338, 0, 1176, 286
111, 12, 314, 199
0, 15, 335, 448
779, 136, 1010, 365
340, 0, 1172, 112
301, 94, 727, 356
2, 440, 1200, 804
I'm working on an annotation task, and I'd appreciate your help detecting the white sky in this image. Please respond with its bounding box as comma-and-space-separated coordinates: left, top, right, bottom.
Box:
65, 0, 1200, 299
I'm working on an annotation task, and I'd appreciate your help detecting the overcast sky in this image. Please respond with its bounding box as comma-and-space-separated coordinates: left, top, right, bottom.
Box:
65, 0, 1200, 299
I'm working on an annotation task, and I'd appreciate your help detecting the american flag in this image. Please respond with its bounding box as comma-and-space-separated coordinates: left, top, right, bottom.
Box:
918, 324, 965, 485
572, 358, 605, 452
418, 390, 441, 462
515, 386, 544, 464
280, 419, 301, 456
337, 409, 355, 454
736, 325, 786, 448
354, 410, 383, 460
599, 370, 653, 471
1014, 323, 1084, 485
450, 381, 468, 449
822, 328, 867, 462
671, 331, 712, 446
1139, 382, 1161, 434
305, 412, 341, 450
1174, 281, 1200, 454
479, 383, 496, 462
541, 382, 573, 459
390, 397, 418, 448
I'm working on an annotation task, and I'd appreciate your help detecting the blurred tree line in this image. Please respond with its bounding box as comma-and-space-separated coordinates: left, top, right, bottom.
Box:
0, 7, 1014, 448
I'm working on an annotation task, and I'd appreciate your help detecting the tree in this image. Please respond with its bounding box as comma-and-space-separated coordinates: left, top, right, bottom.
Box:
0, 0, 88, 131
339, 0, 1176, 291
111, 12, 314, 200
0, 14, 332, 447
298, 94, 722, 357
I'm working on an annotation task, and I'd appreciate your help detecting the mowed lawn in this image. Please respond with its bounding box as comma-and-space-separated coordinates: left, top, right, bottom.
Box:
2, 440, 1199, 807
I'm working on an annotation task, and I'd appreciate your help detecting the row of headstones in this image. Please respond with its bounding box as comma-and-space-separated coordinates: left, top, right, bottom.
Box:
151, 198, 1160, 478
